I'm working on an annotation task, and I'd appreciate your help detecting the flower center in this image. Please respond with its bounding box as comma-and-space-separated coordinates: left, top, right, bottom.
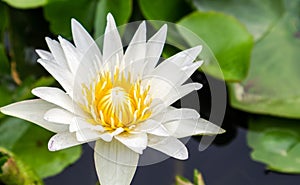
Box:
82, 69, 152, 132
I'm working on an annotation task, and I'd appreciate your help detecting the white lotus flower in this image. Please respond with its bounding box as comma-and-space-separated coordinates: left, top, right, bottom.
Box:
0, 13, 224, 185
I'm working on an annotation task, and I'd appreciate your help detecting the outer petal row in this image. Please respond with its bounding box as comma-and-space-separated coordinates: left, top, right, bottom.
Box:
0, 99, 68, 133
94, 139, 139, 185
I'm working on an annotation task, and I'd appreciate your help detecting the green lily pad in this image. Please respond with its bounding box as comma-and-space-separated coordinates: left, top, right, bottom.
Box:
2, 0, 47, 9
0, 117, 82, 179
138, 0, 192, 22
94, 0, 132, 38
44, 0, 97, 38
248, 116, 300, 174
229, 0, 300, 118
178, 12, 254, 81
192, 0, 284, 40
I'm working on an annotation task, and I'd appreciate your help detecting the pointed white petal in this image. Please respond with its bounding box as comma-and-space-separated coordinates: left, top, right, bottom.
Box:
115, 132, 147, 154
31, 87, 84, 115
0, 99, 68, 133
103, 13, 123, 64
124, 21, 146, 79
71, 18, 102, 56
35, 49, 54, 60
148, 135, 188, 160
58, 36, 81, 74
37, 59, 73, 94
180, 61, 203, 84
94, 139, 139, 185
152, 108, 200, 122
44, 108, 74, 124
45, 37, 69, 69
163, 118, 225, 138
143, 24, 167, 75
134, 119, 169, 136
165, 82, 202, 106
166, 46, 202, 67
70, 117, 104, 132
48, 132, 83, 151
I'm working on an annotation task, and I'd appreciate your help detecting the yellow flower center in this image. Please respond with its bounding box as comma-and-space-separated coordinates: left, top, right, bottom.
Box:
82, 69, 152, 132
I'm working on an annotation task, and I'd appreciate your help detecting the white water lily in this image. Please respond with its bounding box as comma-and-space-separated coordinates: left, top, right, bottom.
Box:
1, 13, 224, 185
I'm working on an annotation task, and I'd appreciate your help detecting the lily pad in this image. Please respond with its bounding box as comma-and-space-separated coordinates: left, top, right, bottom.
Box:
248, 116, 300, 173
229, 0, 300, 118
193, 0, 284, 40
2, 0, 47, 9
0, 117, 82, 178
94, 0, 132, 38
44, 0, 97, 38
178, 12, 253, 81
138, 0, 192, 22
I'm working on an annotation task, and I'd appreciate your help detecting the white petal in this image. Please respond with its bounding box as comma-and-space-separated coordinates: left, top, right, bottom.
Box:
124, 21, 146, 79
71, 18, 102, 56
163, 118, 225, 138
143, 24, 167, 75
165, 82, 202, 106
31, 87, 84, 116
69, 117, 104, 132
35, 49, 53, 60
148, 135, 188, 160
99, 128, 124, 142
45, 37, 69, 69
134, 119, 169, 136
72, 52, 102, 105
166, 46, 202, 67
58, 36, 81, 74
103, 13, 123, 64
115, 132, 147, 154
0, 99, 68, 133
37, 59, 73, 94
76, 128, 103, 142
180, 61, 203, 84
48, 132, 83, 151
94, 139, 139, 185
44, 108, 74, 124
152, 108, 200, 122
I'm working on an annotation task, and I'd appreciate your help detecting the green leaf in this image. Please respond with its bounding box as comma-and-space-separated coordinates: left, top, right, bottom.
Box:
12, 76, 55, 101
2, 0, 47, 9
0, 147, 43, 185
178, 12, 254, 81
229, 1, 300, 118
138, 0, 192, 22
0, 117, 81, 178
44, 0, 97, 38
248, 116, 300, 174
11, 124, 82, 178
94, 0, 132, 38
192, 0, 284, 40
0, 118, 29, 150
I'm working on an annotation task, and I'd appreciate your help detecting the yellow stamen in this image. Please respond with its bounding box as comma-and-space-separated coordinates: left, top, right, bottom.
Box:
82, 67, 152, 132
